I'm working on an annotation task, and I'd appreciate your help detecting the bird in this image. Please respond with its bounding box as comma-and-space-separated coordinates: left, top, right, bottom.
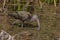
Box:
8, 11, 40, 30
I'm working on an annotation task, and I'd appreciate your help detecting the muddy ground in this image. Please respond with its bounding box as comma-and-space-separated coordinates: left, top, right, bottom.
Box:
0, 5, 60, 40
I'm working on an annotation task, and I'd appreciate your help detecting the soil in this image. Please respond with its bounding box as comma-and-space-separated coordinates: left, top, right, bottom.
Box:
0, 5, 60, 40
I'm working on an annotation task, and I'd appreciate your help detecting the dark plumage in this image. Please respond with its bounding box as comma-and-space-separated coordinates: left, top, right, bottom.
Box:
8, 11, 32, 22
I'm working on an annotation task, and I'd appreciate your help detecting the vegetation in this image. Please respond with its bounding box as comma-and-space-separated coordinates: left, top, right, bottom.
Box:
5, 0, 60, 11
0, 0, 60, 40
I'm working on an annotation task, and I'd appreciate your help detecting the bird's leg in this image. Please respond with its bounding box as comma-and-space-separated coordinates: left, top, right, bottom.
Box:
11, 20, 20, 28
21, 21, 24, 28
12, 20, 19, 25
21, 23, 23, 28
